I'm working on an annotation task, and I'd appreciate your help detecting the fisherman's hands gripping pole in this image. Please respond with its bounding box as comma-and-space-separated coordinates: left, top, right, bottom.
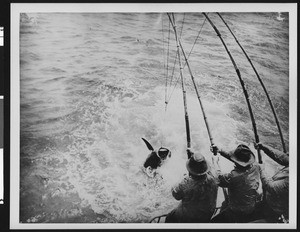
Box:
203, 13, 262, 164
216, 12, 286, 154
210, 145, 229, 202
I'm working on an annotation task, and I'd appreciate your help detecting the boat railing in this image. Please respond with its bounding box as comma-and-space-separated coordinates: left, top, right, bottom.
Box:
149, 206, 222, 223
149, 214, 168, 223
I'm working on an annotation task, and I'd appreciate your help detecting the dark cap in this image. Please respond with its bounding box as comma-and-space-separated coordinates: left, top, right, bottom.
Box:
230, 144, 255, 167
186, 154, 209, 176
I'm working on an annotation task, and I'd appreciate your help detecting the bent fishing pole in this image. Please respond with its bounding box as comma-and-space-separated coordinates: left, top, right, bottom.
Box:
203, 13, 262, 163
217, 12, 286, 153
169, 13, 229, 203
168, 13, 218, 156
167, 13, 191, 157
169, 13, 228, 202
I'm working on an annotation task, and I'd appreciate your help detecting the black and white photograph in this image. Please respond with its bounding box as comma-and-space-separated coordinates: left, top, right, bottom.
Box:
10, 3, 297, 230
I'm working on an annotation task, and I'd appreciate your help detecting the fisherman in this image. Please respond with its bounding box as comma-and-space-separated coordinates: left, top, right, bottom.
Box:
165, 149, 218, 223
252, 142, 289, 223
210, 144, 262, 223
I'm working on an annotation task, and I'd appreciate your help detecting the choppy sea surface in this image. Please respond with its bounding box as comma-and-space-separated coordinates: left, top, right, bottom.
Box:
19, 12, 289, 223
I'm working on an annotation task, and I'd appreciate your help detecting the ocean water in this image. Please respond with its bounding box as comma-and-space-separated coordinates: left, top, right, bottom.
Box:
19, 12, 289, 223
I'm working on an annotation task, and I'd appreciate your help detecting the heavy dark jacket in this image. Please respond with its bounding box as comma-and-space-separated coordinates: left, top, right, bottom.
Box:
260, 144, 289, 219
170, 172, 218, 222
217, 151, 261, 214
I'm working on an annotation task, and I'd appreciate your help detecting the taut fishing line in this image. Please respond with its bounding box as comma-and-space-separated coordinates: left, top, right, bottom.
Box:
165, 14, 207, 107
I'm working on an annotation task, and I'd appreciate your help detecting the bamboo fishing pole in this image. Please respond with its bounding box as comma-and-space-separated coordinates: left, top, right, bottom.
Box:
217, 12, 286, 153
168, 13, 218, 156
203, 13, 262, 164
169, 13, 229, 202
167, 13, 191, 156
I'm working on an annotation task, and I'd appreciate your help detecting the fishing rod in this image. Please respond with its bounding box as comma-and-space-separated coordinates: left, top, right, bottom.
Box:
203, 13, 262, 164
167, 13, 229, 204
217, 12, 286, 153
168, 13, 218, 156
167, 13, 191, 155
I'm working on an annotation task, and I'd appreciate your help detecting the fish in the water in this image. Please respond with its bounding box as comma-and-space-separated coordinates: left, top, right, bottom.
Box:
142, 138, 171, 177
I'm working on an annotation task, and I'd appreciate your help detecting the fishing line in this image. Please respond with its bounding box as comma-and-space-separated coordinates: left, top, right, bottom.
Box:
165, 13, 186, 105
185, 15, 207, 63
166, 12, 185, 103
179, 13, 186, 39
160, 15, 169, 148
164, 26, 179, 109
161, 16, 168, 107
166, 14, 179, 96
165, 15, 207, 107
168, 13, 186, 99
165, 20, 172, 109
168, 12, 191, 151
161, 16, 175, 147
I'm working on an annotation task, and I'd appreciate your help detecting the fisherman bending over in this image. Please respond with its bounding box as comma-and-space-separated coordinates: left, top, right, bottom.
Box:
165, 149, 218, 223
252, 142, 289, 223
210, 144, 262, 223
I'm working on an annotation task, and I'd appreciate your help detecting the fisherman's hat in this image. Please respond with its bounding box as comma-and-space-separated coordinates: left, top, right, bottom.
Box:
158, 147, 171, 160
230, 144, 255, 167
186, 153, 209, 176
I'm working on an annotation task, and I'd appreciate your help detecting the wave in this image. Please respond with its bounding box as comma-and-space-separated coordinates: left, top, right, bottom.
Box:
20, 51, 41, 62
42, 75, 67, 84
120, 35, 137, 42
39, 67, 66, 73
20, 29, 38, 35
138, 59, 164, 71
254, 42, 281, 50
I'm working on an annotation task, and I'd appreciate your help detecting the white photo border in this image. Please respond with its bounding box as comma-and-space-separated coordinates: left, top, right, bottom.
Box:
10, 3, 297, 230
